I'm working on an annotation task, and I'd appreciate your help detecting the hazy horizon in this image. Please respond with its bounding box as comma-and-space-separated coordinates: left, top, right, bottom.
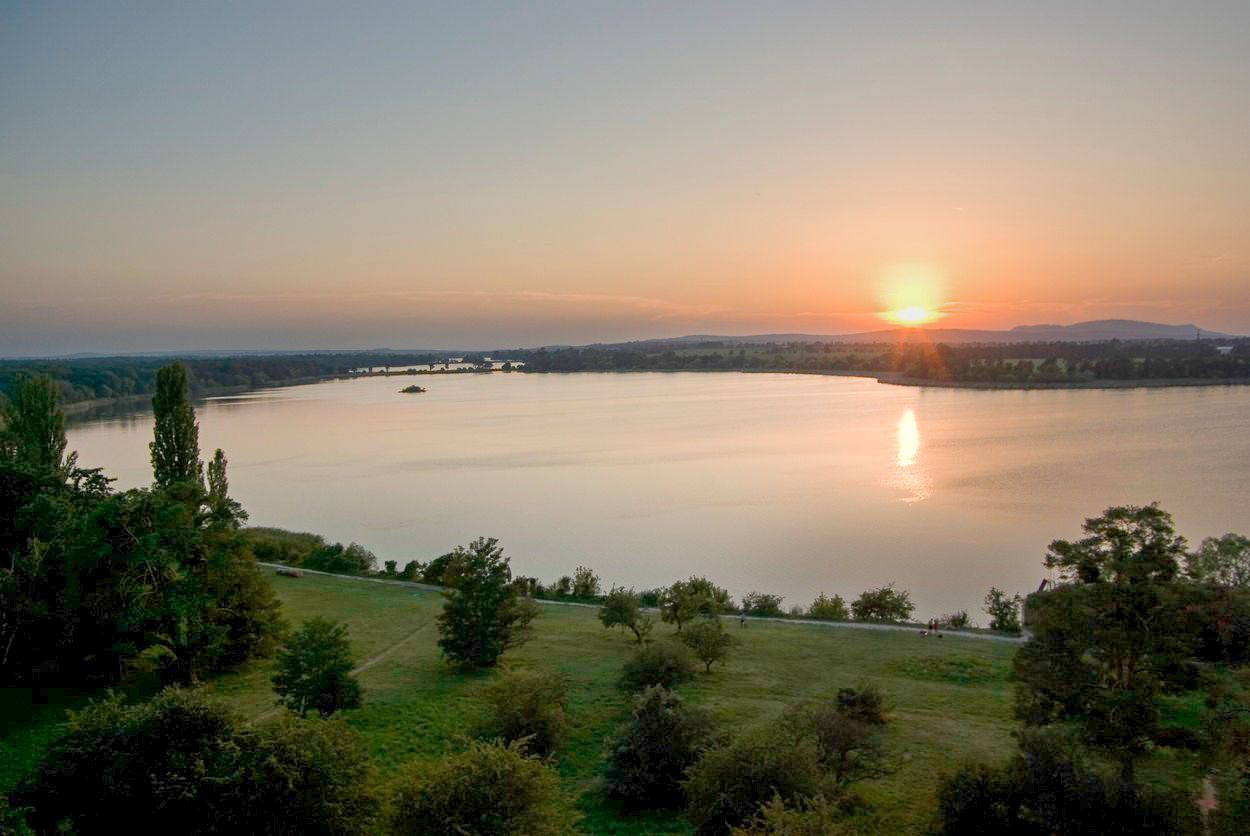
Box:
4, 2, 1249, 355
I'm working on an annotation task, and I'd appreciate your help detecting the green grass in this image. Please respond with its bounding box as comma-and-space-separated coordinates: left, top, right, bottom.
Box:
0, 569, 1213, 833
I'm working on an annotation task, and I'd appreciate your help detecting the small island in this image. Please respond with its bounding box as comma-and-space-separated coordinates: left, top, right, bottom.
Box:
399, 385, 427, 394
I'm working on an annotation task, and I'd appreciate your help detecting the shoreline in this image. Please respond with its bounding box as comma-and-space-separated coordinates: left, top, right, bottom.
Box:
58, 367, 1250, 418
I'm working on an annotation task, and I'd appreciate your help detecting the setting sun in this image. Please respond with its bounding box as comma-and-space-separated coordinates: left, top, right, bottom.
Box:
886, 306, 940, 326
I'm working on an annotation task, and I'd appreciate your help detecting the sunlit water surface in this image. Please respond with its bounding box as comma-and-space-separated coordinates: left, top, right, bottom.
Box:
68, 373, 1250, 618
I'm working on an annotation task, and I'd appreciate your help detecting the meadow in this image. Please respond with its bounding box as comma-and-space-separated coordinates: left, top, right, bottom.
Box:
1, 568, 1208, 834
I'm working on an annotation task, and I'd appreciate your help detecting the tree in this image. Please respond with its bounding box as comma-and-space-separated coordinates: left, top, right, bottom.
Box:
1015, 504, 1195, 781
150, 362, 202, 488
806, 593, 849, 621
475, 669, 569, 758
1187, 533, 1250, 589
599, 586, 653, 643
660, 576, 732, 631
850, 584, 914, 623
205, 448, 245, 527
984, 587, 1023, 634
272, 617, 362, 716
572, 565, 601, 598
619, 642, 696, 692
387, 740, 578, 835
741, 592, 785, 617
680, 618, 737, 673
605, 686, 717, 808
305, 541, 377, 574
780, 701, 886, 789
0, 374, 74, 476
436, 537, 539, 668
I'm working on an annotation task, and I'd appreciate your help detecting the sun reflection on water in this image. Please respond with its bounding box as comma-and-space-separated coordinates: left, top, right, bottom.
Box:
891, 408, 931, 502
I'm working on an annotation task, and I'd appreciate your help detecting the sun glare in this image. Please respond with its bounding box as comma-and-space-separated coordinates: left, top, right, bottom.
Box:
887, 306, 939, 326
877, 263, 947, 327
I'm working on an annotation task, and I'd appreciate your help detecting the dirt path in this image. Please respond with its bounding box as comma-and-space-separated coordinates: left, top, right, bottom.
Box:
256, 562, 1027, 645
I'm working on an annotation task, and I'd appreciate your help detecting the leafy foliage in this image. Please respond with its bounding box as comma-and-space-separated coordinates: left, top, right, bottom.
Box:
150, 362, 202, 488
11, 688, 378, 835
659, 576, 734, 631
304, 541, 378, 575
604, 686, 718, 809
436, 538, 539, 668
806, 592, 849, 621
598, 586, 653, 643
850, 584, 914, 623
984, 587, 1023, 633
475, 669, 569, 758
572, 565, 601, 598
272, 617, 362, 716
730, 793, 859, 836
387, 740, 578, 835
619, 641, 695, 692
834, 683, 889, 727
741, 592, 785, 617
779, 702, 886, 788
680, 618, 738, 673
1187, 533, 1250, 589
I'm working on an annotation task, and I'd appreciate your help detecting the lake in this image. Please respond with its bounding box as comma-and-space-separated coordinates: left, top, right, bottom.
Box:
67, 372, 1250, 619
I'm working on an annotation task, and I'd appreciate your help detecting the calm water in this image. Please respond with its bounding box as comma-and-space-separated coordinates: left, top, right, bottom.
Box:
67, 373, 1250, 619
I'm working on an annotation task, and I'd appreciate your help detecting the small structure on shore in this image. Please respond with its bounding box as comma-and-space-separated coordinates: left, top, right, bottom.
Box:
399, 384, 427, 394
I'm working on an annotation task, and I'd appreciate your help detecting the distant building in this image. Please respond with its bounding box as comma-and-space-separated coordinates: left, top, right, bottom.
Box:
1216, 345, 1234, 355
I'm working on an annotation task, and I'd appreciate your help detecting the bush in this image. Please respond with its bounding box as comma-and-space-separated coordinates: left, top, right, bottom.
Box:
572, 565, 601, 598
780, 702, 885, 788
11, 688, 380, 834
685, 730, 824, 834
619, 642, 696, 692
984, 587, 1023, 634
680, 618, 738, 673
741, 592, 785, 617
933, 727, 1203, 835
730, 794, 859, 836
943, 610, 971, 629
387, 740, 578, 835
272, 617, 362, 716
304, 541, 377, 574
475, 669, 568, 758
243, 526, 327, 566
604, 686, 718, 809
835, 684, 889, 726
599, 586, 654, 643
420, 552, 461, 585
850, 584, 914, 623
660, 577, 734, 630
225, 713, 380, 834
806, 593, 849, 621
551, 575, 573, 596
437, 538, 540, 668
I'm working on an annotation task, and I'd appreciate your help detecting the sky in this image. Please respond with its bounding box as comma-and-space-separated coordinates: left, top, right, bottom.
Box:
2, 1, 1249, 355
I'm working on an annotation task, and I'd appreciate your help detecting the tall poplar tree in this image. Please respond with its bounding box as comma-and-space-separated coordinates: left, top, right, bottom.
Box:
0, 374, 75, 475
150, 363, 201, 488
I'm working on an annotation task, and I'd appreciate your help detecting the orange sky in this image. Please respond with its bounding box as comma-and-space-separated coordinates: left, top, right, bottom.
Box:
2, 3, 1248, 353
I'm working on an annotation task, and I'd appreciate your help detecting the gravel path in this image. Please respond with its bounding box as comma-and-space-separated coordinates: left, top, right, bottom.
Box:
257, 562, 1028, 645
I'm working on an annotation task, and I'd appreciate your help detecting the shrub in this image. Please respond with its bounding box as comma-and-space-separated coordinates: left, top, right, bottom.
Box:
572, 565, 601, 598
604, 686, 717, 809
730, 794, 859, 836
850, 584, 914, 623
12, 688, 380, 834
437, 538, 540, 668
225, 713, 380, 834
780, 702, 885, 788
272, 617, 362, 716
420, 552, 461, 585
383, 559, 397, 576
933, 727, 1203, 835
741, 592, 785, 617
475, 669, 568, 758
984, 587, 1023, 634
619, 642, 696, 692
399, 559, 422, 581
551, 575, 573, 596
304, 541, 377, 574
835, 684, 889, 726
943, 610, 971, 629
807, 592, 849, 621
685, 730, 824, 834
599, 586, 654, 643
243, 526, 327, 566
387, 740, 578, 835
680, 618, 738, 673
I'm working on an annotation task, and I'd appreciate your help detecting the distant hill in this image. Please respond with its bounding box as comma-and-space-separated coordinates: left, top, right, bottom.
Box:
597, 319, 1238, 349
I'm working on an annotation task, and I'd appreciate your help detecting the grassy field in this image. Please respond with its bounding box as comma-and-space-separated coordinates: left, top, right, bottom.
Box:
1, 568, 1209, 833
